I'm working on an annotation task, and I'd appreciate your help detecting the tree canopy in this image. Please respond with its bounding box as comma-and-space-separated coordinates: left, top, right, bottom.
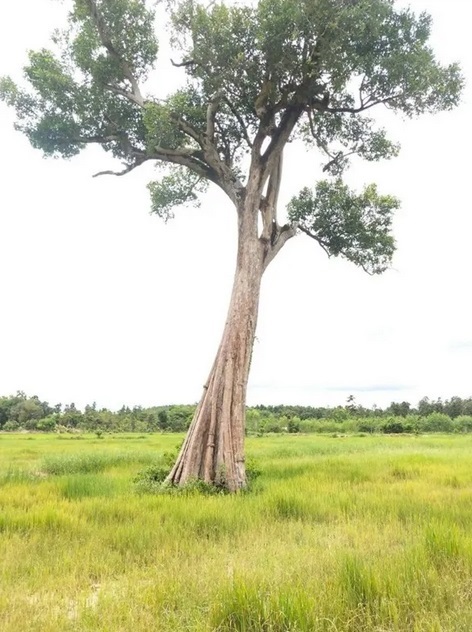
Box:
0, 0, 462, 272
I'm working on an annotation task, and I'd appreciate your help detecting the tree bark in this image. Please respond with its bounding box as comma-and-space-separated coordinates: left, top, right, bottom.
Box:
166, 197, 265, 491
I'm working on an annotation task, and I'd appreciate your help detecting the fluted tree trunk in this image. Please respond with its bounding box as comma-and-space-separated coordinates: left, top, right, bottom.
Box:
167, 195, 267, 491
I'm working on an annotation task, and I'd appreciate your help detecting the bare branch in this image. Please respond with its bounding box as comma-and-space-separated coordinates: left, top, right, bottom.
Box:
261, 105, 304, 183
359, 75, 367, 108
307, 108, 316, 140
262, 223, 297, 270
322, 149, 356, 173
149, 149, 239, 205
324, 94, 399, 114
92, 160, 145, 178
222, 96, 253, 149
170, 58, 196, 68
104, 84, 145, 108
92, 150, 148, 177
72, 134, 121, 144
170, 114, 203, 145
206, 91, 223, 141
266, 153, 282, 211
298, 224, 332, 258
260, 154, 283, 239
298, 224, 376, 275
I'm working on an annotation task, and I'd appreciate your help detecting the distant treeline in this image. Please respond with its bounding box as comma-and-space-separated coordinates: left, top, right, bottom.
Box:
1, 392, 472, 434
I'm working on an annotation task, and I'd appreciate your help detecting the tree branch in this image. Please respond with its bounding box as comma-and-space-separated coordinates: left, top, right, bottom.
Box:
170, 114, 202, 145
93, 158, 146, 178
86, 0, 144, 107
104, 84, 145, 108
222, 97, 253, 149
206, 91, 223, 142
170, 58, 196, 68
261, 105, 304, 184
260, 153, 283, 240
324, 94, 399, 114
298, 224, 376, 274
262, 223, 297, 270
298, 224, 332, 258
149, 149, 239, 205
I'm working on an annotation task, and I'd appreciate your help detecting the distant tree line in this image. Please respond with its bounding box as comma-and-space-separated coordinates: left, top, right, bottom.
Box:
1, 392, 472, 435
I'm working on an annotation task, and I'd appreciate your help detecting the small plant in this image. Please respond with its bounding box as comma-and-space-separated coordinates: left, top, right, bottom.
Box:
135, 447, 261, 495
134, 441, 183, 493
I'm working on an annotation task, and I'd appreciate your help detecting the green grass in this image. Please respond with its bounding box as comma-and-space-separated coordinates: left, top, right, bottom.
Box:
1, 433, 472, 631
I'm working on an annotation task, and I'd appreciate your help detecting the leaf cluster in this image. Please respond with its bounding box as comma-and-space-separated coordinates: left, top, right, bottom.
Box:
288, 180, 399, 274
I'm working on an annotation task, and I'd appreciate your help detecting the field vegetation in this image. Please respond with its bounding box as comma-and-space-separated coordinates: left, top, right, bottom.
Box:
2, 392, 472, 435
1, 432, 472, 631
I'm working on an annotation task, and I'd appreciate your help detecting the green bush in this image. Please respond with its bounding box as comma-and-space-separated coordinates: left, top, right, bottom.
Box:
36, 416, 57, 432
382, 418, 405, 434
419, 413, 454, 433
2, 420, 21, 431
454, 415, 472, 433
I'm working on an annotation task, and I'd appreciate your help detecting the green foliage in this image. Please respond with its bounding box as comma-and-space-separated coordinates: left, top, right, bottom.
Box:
148, 166, 207, 221
421, 412, 454, 433
288, 180, 399, 273
0, 392, 56, 430
287, 418, 301, 433
382, 418, 407, 434
455, 416, 472, 433
70, 0, 158, 81
3, 393, 472, 437
0, 0, 463, 248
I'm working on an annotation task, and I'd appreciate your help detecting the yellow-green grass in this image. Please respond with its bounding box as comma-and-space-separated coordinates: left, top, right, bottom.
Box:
1, 433, 472, 631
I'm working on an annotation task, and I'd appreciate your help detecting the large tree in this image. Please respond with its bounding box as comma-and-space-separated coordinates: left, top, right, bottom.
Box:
1, 0, 462, 490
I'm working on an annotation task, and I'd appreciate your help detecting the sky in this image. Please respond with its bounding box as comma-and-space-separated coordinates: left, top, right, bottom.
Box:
0, 0, 471, 411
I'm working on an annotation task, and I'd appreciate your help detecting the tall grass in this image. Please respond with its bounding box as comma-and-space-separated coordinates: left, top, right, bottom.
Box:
1, 433, 472, 631
41, 450, 156, 475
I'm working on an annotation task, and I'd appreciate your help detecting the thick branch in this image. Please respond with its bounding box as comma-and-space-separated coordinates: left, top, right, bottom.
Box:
262, 224, 297, 271
261, 105, 304, 184
206, 91, 223, 142
104, 84, 145, 108
260, 154, 283, 240
150, 149, 238, 204
266, 153, 283, 211
171, 114, 203, 145
170, 58, 196, 68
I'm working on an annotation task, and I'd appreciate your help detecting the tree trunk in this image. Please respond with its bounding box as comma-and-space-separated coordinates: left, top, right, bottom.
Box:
166, 200, 265, 491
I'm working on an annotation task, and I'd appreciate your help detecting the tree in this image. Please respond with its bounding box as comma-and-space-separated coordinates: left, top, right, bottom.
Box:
0, 0, 462, 490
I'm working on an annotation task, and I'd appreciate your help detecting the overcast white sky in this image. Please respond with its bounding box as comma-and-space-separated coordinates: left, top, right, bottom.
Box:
0, 0, 471, 411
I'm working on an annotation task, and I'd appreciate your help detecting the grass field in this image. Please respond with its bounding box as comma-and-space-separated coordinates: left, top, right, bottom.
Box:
1, 432, 472, 631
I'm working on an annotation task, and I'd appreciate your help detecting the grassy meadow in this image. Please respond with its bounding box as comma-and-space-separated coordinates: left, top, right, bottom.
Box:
1, 432, 472, 631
